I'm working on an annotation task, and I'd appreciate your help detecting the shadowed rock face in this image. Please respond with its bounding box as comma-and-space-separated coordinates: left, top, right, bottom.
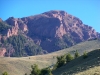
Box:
5, 10, 100, 52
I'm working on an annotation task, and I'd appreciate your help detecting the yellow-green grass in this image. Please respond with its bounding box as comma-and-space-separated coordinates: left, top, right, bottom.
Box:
76, 66, 100, 75
0, 39, 100, 75
0, 55, 56, 75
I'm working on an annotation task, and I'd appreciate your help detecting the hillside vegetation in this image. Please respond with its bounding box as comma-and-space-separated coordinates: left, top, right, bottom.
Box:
0, 21, 46, 57
0, 34, 45, 57
53, 49, 100, 75
0, 22, 11, 35
0, 39, 100, 75
7, 35, 44, 56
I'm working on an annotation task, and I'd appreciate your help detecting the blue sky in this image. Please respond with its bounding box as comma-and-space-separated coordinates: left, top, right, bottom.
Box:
0, 0, 100, 32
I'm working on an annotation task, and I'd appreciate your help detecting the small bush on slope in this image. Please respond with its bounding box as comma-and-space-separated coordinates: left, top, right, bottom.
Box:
29, 64, 53, 75
2, 72, 8, 75
83, 51, 88, 59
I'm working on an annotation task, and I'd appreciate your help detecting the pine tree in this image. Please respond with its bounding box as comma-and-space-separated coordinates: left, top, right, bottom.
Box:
47, 69, 53, 75
74, 50, 79, 58
66, 53, 73, 62
30, 64, 41, 75
83, 51, 88, 59
53, 55, 66, 69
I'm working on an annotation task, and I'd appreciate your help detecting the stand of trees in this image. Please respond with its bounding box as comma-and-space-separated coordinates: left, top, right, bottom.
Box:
0, 22, 11, 35
53, 50, 88, 70
1, 34, 44, 57
29, 64, 53, 75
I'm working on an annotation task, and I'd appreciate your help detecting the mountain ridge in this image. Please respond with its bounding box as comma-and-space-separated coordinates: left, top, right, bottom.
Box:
0, 10, 100, 56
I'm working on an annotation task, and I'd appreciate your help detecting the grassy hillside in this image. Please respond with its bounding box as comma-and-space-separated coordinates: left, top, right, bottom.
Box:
76, 66, 100, 75
51, 39, 100, 56
53, 49, 100, 75
0, 39, 100, 75
0, 56, 56, 75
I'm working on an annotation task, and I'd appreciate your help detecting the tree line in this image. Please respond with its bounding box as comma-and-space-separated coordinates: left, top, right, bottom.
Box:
53, 50, 88, 70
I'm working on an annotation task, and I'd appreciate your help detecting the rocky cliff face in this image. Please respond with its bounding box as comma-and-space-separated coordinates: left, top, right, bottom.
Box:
7, 24, 18, 37
5, 10, 100, 52
6, 17, 28, 32
0, 48, 6, 57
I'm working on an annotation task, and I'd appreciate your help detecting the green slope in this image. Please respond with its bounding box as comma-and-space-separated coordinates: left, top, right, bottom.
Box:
53, 49, 100, 75
0, 39, 100, 75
